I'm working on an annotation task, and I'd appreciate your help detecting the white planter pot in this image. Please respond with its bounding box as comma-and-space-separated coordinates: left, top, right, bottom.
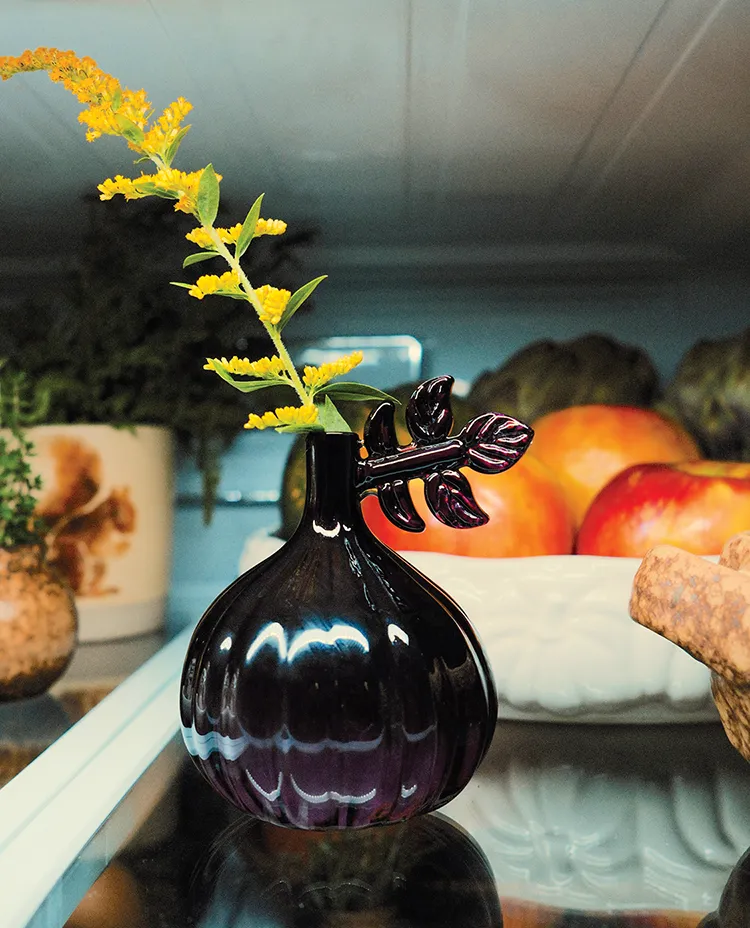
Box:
27, 424, 174, 642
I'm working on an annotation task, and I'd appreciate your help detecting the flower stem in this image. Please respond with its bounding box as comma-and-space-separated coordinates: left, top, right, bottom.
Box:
145, 153, 311, 407
204, 226, 310, 406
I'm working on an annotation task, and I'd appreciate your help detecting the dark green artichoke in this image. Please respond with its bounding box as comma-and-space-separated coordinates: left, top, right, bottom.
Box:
467, 333, 659, 424
660, 327, 750, 461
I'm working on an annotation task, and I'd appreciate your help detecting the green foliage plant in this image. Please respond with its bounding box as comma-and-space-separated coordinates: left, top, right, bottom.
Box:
2, 196, 309, 521
0, 362, 48, 550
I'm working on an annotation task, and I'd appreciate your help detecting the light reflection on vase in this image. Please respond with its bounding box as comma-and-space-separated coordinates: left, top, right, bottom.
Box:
189, 812, 502, 928
180, 432, 497, 829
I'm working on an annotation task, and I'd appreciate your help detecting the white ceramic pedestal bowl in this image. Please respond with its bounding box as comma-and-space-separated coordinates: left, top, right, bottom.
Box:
239, 532, 718, 724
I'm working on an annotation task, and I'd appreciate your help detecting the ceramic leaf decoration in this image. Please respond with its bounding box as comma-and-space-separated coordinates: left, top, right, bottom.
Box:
372, 476, 425, 532
424, 469, 487, 528
461, 412, 533, 473
405, 376, 455, 443
357, 375, 534, 532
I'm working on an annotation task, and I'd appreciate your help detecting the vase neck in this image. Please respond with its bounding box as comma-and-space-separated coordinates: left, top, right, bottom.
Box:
301, 432, 361, 534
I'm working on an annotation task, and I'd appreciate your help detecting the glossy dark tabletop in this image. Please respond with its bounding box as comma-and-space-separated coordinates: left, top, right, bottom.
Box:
0, 634, 166, 790
55, 718, 750, 928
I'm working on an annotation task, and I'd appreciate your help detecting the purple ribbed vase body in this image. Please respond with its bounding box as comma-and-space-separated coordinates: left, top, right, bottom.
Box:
180, 431, 497, 829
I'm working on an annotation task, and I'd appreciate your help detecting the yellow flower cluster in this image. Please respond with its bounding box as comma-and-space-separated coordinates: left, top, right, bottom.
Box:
141, 97, 192, 158
187, 225, 242, 248
98, 166, 215, 214
185, 218, 287, 249
256, 218, 287, 236
204, 355, 287, 378
0, 47, 192, 159
245, 405, 319, 431
303, 351, 364, 388
0, 48, 147, 141
188, 270, 242, 300
255, 285, 291, 325
79, 86, 151, 143
97, 174, 144, 200
0, 46, 95, 82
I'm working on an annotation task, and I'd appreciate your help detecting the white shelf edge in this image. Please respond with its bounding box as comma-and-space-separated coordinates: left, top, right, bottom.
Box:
0, 627, 191, 926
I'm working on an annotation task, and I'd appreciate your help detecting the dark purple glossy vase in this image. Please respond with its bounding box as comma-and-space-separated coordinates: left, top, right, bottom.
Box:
180, 430, 498, 829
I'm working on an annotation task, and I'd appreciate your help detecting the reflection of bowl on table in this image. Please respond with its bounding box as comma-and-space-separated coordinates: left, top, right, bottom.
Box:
240, 532, 717, 723
443, 721, 750, 914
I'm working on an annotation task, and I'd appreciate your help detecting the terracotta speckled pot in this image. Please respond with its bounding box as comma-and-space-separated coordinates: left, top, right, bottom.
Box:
0, 546, 78, 700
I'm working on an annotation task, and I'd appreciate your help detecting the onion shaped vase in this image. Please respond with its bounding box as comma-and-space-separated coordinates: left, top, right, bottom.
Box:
181, 377, 533, 829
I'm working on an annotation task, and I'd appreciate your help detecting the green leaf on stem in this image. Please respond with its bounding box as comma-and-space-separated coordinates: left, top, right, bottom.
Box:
277, 276, 327, 333
115, 115, 145, 145
314, 382, 399, 403
235, 194, 264, 259
231, 380, 295, 395
209, 363, 294, 395
196, 164, 220, 226
183, 252, 219, 269
217, 291, 253, 301
316, 396, 352, 432
275, 422, 324, 434
164, 126, 191, 166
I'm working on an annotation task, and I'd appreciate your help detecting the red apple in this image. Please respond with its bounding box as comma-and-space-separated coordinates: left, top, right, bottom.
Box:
528, 405, 701, 529
576, 461, 750, 557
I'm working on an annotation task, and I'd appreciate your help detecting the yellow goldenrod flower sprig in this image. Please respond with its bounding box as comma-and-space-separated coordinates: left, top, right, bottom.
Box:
204, 350, 368, 431
302, 352, 366, 389
0, 47, 396, 434
245, 405, 320, 432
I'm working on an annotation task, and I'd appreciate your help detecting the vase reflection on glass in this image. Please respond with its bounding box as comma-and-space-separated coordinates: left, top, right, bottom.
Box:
180, 377, 532, 829
190, 813, 502, 928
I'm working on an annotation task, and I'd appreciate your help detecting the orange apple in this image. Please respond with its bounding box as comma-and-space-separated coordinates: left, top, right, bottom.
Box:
576, 461, 750, 557
361, 455, 575, 558
528, 405, 701, 528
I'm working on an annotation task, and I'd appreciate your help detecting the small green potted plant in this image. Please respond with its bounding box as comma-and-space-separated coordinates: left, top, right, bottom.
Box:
0, 362, 77, 699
